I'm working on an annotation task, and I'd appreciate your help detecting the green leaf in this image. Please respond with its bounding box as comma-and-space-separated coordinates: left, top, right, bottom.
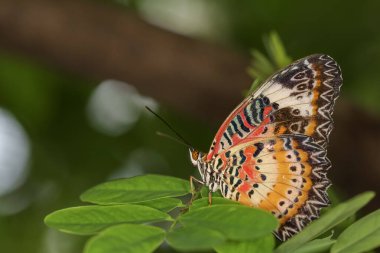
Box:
200, 186, 209, 198
249, 50, 275, 79
200, 186, 223, 198
264, 31, 292, 69
44, 204, 172, 235
190, 197, 239, 211
246, 78, 263, 96
138, 198, 184, 212
275, 191, 375, 253
167, 226, 225, 251
80, 174, 190, 204
331, 209, 380, 253
247, 31, 292, 85
293, 234, 335, 253
84, 224, 165, 253
180, 204, 278, 241
214, 235, 275, 253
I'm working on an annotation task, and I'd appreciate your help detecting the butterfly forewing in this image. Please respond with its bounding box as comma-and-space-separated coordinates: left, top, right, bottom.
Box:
206, 54, 342, 241
207, 54, 342, 160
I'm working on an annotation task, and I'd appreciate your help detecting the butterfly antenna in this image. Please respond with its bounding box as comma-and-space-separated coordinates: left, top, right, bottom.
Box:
145, 106, 193, 148
156, 131, 190, 147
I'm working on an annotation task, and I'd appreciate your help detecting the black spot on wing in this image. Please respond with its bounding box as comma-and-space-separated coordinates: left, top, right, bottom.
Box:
283, 138, 292, 150
223, 132, 232, 145
224, 184, 229, 196
243, 106, 254, 126
239, 150, 246, 163
227, 126, 234, 136
253, 142, 264, 157
236, 115, 250, 132
273, 64, 310, 89
231, 120, 243, 137
232, 154, 238, 166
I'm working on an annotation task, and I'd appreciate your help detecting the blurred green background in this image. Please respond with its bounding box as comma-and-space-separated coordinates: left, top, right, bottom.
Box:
0, 0, 379, 252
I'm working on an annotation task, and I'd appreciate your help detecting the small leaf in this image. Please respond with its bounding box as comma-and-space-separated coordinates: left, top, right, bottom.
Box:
84, 224, 165, 253
81, 174, 190, 204
248, 31, 291, 85
246, 78, 263, 96
214, 235, 275, 253
190, 197, 239, 211
250, 50, 275, 79
138, 198, 183, 212
264, 31, 292, 69
167, 226, 225, 251
200, 186, 209, 198
293, 234, 335, 253
331, 209, 380, 253
44, 204, 172, 235
275, 191, 375, 253
180, 204, 278, 241
200, 186, 223, 198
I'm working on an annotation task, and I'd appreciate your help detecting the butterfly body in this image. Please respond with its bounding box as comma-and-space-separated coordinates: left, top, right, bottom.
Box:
189, 54, 342, 241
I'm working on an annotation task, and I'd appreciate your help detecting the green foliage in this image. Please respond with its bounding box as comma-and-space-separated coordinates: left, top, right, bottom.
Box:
45, 175, 380, 253
80, 174, 190, 204
275, 191, 375, 253
331, 209, 380, 253
167, 226, 225, 251
179, 205, 277, 241
84, 224, 165, 253
137, 197, 184, 212
44, 204, 172, 235
214, 235, 275, 253
247, 31, 292, 94
190, 196, 239, 210
292, 235, 335, 253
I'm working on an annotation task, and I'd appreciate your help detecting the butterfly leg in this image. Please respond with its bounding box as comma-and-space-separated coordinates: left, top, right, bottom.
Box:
208, 190, 212, 206
189, 176, 204, 205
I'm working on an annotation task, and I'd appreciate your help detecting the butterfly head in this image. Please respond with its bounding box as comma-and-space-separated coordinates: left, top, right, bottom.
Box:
189, 148, 203, 166
189, 147, 208, 179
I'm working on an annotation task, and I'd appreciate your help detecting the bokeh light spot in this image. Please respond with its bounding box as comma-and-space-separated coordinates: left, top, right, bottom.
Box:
0, 108, 30, 197
87, 79, 157, 136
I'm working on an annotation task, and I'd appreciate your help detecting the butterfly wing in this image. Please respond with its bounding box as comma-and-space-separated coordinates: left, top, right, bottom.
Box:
208, 54, 342, 240
207, 54, 342, 161
214, 135, 330, 240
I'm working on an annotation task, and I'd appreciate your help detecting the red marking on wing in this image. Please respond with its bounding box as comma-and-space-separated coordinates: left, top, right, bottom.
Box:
251, 117, 272, 137
241, 146, 256, 179
263, 106, 272, 117
231, 134, 240, 144
238, 182, 251, 192
207, 99, 251, 161
207, 104, 275, 161
240, 112, 252, 130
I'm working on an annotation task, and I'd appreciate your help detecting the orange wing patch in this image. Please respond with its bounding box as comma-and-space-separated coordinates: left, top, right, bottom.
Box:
218, 134, 331, 240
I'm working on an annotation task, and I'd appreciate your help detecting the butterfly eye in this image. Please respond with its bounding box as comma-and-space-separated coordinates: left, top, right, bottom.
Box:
189, 149, 199, 166
192, 150, 199, 161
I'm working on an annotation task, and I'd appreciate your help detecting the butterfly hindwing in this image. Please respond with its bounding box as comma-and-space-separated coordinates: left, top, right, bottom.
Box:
216, 135, 331, 240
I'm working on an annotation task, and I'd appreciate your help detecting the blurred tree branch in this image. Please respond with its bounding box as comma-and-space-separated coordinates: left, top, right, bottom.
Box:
0, 0, 380, 209
0, 0, 250, 122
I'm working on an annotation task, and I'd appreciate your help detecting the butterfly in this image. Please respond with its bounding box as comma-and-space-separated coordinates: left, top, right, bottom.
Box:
189, 54, 342, 241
